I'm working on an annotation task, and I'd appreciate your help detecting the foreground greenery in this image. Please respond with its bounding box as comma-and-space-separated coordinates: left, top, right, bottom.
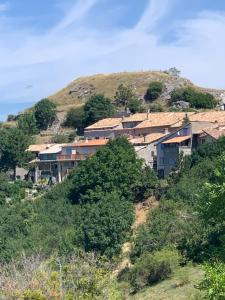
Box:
1, 134, 225, 298
0, 138, 157, 263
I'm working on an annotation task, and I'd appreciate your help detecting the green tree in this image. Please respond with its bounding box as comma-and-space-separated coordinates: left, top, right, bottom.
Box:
170, 87, 216, 109
34, 99, 56, 130
84, 94, 115, 127
0, 128, 32, 178
114, 84, 137, 107
82, 192, 134, 257
64, 106, 85, 134
128, 98, 144, 114
145, 81, 164, 102
69, 137, 155, 204
197, 155, 225, 224
18, 112, 38, 135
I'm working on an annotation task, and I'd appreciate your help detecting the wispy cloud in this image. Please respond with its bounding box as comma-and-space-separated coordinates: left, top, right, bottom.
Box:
0, 1, 9, 12
135, 0, 174, 32
0, 0, 225, 121
54, 0, 99, 32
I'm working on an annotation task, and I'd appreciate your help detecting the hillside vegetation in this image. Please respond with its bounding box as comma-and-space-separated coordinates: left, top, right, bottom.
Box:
49, 71, 225, 113
1, 132, 225, 297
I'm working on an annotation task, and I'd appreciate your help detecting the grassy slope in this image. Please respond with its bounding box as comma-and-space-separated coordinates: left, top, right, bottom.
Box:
49, 70, 225, 114
128, 265, 204, 300
12, 70, 224, 143
49, 71, 192, 112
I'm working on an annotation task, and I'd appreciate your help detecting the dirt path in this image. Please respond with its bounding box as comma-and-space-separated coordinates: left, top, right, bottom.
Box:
133, 197, 159, 230
114, 197, 159, 276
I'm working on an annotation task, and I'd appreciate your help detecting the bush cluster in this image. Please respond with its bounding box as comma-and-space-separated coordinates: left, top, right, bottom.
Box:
170, 87, 217, 109
120, 249, 180, 292
0, 138, 158, 261
145, 81, 165, 102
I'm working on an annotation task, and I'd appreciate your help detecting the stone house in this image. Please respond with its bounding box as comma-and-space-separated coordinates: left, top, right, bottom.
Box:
29, 139, 108, 183
129, 133, 165, 169
156, 121, 216, 177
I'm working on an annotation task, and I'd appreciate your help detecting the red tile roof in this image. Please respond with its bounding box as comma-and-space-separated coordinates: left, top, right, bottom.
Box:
66, 139, 109, 147
202, 129, 225, 140
162, 135, 191, 144
129, 133, 166, 145
85, 118, 122, 130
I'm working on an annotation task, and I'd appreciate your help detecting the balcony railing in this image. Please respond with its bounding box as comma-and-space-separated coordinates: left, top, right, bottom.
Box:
56, 154, 87, 161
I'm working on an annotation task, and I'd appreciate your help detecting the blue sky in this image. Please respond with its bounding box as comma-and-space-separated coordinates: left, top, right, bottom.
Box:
0, 0, 225, 120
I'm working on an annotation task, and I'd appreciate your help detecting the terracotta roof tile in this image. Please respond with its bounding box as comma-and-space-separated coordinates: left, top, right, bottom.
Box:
135, 112, 194, 129
202, 129, 225, 140
189, 111, 225, 123
66, 139, 109, 147
85, 118, 122, 130
122, 113, 148, 123
27, 144, 55, 153
162, 135, 191, 144
40, 144, 64, 154
130, 133, 166, 145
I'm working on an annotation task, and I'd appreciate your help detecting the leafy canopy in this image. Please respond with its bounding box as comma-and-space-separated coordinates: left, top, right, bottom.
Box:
64, 106, 85, 134
170, 87, 216, 109
128, 98, 144, 114
114, 84, 137, 107
69, 137, 158, 204
34, 98, 56, 130
17, 112, 38, 135
84, 94, 115, 127
82, 192, 134, 257
145, 81, 164, 102
197, 263, 225, 300
0, 128, 32, 175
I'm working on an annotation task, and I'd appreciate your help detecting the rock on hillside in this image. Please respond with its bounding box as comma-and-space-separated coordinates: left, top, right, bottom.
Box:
49, 71, 225, 114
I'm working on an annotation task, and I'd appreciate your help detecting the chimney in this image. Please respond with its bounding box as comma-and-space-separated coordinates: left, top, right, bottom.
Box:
164, 128, 169, 135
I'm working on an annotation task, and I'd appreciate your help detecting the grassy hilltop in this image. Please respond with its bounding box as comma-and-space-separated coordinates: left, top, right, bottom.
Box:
49, 70, 224, 113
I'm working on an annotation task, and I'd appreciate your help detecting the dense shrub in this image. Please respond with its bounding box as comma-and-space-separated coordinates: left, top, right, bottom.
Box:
189, 137, 225, 167
170, 87, 216, 109
131, 200, 188, 261
197, 263, 225, 299
165, 159, 216, 204
122, 249, 180, 292
145, 81, 164, 102
51, 133, 69, 143
149, 103, 164, 112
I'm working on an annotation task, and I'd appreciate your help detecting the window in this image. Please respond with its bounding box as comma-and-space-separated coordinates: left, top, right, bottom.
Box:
201, 138, 206, 144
